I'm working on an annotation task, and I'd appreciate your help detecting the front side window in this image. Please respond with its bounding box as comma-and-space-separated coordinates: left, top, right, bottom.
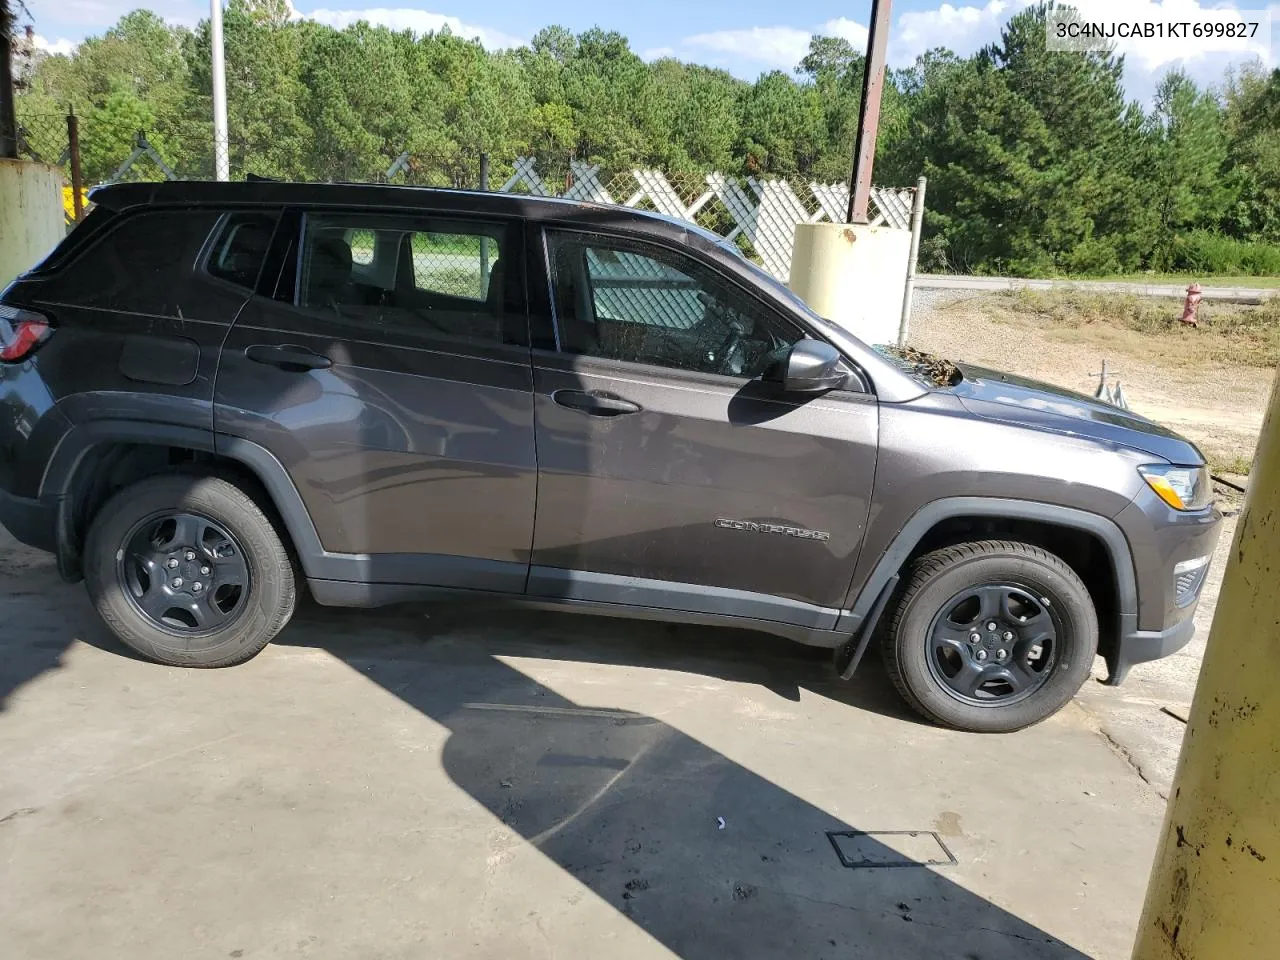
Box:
297, 213, 515, 345
545, 231, 805, 379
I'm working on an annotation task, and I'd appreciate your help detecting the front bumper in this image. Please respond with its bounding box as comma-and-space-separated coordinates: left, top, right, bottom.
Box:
0, 487, 56, 552
1103, 615, 1197, 686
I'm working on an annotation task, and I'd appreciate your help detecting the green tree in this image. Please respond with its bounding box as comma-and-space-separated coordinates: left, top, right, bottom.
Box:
81, 87, 167, 181
14, 5, 1273, 275
183, 0, 312, 179
1145, 70, 1231, 267
1223, 66, 1280, 242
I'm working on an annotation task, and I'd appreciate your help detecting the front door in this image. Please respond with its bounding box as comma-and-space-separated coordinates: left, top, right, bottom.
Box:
528, 228, 878, 627
214, 208, 536, 593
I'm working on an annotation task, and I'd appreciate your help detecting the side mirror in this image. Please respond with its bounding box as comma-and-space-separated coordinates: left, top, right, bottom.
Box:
762, 340, 848, 394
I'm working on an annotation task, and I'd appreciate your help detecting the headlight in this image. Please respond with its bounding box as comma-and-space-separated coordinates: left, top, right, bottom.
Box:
1139, 464, 1212, 510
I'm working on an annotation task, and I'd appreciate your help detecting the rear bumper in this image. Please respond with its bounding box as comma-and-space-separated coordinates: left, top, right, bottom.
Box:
0, 487, 56, 553
1103, 615, 1197, 686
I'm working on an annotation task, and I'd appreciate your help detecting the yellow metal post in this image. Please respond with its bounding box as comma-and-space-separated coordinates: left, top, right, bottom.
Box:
1132, 367, 1280, 959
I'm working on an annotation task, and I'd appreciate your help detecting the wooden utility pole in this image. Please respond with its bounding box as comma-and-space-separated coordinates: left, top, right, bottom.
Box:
846, 0, 894, 224
0, 0, 18, 160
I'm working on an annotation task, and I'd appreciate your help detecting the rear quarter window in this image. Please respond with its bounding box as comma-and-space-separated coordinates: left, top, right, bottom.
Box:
37, 209, 251, 323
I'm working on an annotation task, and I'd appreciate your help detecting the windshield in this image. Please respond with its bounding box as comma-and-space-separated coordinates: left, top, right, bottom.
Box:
717, 241, 830, 326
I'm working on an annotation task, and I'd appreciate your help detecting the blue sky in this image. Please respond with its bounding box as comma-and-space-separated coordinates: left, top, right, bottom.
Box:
24, 0, 1280, 101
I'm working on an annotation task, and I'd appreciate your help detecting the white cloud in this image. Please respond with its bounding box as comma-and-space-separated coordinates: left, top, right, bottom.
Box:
642, 45, 677, 61
304, 7, 526, 49
892, 0, 1027, 64
822, 16, 869, 49
683, 26, 814, 69
677, 17, 870, 71
32, 34, 78, 56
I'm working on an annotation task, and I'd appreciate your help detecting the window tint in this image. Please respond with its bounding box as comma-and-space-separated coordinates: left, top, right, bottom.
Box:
206, 212, 279, 290
50, 209, 223, 315
298, 213, 515, 345
546, 231, 806, 379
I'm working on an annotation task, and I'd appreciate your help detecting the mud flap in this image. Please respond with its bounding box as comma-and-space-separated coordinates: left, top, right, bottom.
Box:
833, 573, 900, 680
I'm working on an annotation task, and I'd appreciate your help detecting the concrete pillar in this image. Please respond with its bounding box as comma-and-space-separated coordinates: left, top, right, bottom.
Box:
788, 222, 910, 347
1131, 367, 1280, 959
0, 160, 65, 289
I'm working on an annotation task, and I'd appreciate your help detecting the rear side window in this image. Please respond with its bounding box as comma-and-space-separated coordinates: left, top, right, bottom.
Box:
294, 212, 519, 346
205, 212, 279, 291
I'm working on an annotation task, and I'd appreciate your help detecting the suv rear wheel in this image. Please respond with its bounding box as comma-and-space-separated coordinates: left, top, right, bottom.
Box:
882, 540, 1098, 733
85, 474, 296, 667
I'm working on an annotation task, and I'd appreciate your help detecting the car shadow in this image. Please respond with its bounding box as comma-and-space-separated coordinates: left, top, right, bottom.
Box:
268, 601, 1087, 959
12, 550, 1095, 957
0, 529, 85, 712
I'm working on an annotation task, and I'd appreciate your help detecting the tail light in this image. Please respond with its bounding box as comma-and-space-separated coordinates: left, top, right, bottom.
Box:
0, 303, 53, 363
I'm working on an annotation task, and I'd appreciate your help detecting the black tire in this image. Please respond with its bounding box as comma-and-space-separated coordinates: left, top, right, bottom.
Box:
882, 540, 1098, 733
84, 474, 296, 667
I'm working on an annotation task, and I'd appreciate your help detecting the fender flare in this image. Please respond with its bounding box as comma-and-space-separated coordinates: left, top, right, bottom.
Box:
837, 496, 1139, 676
42, 422, 330, 581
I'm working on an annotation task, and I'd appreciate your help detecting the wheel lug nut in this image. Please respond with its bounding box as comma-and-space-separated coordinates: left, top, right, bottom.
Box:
192, 582, 202, 592
968, 632, 981, 644
185, 550, 196, 561
172, 577, 183, 588
985, 621, 998, 631
201, 566, 210, 575
166, 558, 179, 568
976, 649, 988, 661
996, 649, 1008, 661
1002, 630, 1014, 641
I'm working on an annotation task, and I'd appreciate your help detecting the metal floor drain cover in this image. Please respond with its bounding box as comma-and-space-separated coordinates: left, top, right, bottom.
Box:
826, 830, 957, 868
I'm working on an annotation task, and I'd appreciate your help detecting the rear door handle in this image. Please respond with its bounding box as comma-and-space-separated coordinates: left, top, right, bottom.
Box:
245, 344, 332, 371
552, 389, 642, 417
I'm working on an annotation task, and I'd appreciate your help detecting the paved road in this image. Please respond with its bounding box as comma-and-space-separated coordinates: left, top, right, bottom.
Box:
917, 274, 1276, 302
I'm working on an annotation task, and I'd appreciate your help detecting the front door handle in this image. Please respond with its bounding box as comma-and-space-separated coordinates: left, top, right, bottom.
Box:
552, 389, 642, 417
245, 344, 332, 371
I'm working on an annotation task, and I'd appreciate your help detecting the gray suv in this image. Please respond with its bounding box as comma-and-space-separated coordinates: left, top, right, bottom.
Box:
0, 181, 1221, 732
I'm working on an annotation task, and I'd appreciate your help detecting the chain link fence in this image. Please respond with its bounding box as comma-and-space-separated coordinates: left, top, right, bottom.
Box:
8, 106, 921, 289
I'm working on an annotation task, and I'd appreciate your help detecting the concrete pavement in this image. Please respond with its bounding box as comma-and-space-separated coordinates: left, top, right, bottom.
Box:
0, 527, 1174, 960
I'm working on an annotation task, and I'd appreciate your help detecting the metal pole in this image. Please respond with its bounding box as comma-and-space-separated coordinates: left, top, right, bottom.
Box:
897, 175, 927, 346
846, 0, 893, 224
210, 0, 229, 181
66, 107, 84, 221
1131, 367, 1280, 960
0, 0, 18, 160
478, 152, 489, 192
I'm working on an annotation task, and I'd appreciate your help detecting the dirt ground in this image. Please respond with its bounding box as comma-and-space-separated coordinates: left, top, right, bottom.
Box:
909, 290, 1274, 479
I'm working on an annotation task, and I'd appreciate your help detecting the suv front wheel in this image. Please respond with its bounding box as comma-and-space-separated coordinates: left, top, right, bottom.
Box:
85, 474, 296, 667
882, 540, 1098, 733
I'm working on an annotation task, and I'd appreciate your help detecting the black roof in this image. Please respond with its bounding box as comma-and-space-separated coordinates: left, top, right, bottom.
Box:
88, 179, 728, 249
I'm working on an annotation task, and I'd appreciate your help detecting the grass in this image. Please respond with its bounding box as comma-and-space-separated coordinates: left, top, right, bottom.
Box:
977, 288, 1280, 369
1208, 452, 1255, 477
1065, 273, 1280, 289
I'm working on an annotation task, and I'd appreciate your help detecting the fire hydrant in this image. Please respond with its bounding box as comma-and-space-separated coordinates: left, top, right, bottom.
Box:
1180, 282, 1203, 327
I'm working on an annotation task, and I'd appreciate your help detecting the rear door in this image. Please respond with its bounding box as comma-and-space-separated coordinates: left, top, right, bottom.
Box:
527, 228, 879, 628
214, 207, 536, 593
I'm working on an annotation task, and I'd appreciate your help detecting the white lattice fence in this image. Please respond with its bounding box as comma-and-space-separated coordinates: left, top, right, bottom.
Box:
498, 157, 918, 281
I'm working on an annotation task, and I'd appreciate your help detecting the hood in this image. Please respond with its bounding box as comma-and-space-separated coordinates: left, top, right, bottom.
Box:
949, 363, 1203, 464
